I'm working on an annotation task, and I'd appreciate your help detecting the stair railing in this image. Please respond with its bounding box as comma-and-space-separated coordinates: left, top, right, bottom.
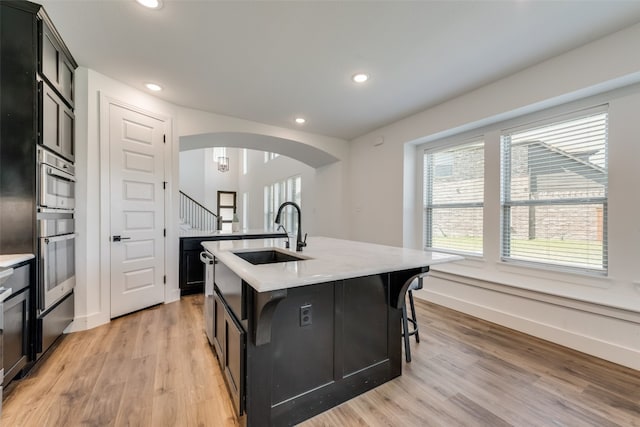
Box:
179, 190, 218, 231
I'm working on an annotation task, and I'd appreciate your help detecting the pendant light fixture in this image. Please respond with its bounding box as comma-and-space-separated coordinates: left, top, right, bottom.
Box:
217, 147, 229, 172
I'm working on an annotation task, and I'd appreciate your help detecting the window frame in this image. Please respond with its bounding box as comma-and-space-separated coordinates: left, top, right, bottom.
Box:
499, 106, 609, 274
423, 138, 485, 257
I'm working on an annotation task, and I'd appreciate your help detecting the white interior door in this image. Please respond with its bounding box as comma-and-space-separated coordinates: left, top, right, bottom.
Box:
109, 103, 166, 318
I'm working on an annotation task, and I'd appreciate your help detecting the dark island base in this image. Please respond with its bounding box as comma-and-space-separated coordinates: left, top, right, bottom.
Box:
238, 267, 425, 426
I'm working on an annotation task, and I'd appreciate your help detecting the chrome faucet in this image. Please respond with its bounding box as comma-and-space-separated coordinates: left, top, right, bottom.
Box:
275, 201, 307, 252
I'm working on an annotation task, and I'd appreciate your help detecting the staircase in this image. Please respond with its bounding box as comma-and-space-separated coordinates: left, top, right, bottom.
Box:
179, 191, 218, 232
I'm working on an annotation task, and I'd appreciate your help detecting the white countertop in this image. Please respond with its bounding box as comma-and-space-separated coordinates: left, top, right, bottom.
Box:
0, 253, 35, 269
180, 228, 286, 238
201, 236, 463, 292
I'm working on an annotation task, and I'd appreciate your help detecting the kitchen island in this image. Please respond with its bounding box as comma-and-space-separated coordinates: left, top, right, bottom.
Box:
201, 237, 462, 426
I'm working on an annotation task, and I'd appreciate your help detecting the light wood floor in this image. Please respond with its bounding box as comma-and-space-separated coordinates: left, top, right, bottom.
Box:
2, 294, 639, 427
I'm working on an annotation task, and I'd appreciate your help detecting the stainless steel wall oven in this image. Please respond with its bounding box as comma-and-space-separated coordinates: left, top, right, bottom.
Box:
38, 147, 75, 210
37, 210, 75, 314
36, 147, 75, 355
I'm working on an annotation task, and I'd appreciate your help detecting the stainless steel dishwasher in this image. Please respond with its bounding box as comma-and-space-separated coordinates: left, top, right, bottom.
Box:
200, 251, 215, 345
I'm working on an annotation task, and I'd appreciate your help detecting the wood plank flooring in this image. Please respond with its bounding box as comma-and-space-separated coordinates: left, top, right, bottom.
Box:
2, 294, 639, 426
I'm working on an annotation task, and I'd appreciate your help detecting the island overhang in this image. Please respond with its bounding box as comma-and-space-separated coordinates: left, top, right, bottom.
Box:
201, 236, 462, 293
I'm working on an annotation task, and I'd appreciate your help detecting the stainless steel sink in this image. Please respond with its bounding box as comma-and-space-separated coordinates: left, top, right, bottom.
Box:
233, 249, 308, 265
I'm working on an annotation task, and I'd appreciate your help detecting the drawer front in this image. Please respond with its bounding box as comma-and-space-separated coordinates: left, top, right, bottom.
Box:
37, 291, 74, 355
214, 259, 244, 320
3, 263, 30, 295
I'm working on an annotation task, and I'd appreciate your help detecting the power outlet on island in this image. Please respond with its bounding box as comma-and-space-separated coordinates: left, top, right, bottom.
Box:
300, 304, 312, 327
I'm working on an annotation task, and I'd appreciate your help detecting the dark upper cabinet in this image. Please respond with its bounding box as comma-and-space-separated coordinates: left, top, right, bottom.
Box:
39, 81, 75, 162
39, 17, 75, 108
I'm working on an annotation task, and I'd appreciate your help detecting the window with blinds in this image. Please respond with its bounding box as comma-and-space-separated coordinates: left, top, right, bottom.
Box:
264, 175, 301, 233
500, 108, 608, 272
424, 140, 484, 255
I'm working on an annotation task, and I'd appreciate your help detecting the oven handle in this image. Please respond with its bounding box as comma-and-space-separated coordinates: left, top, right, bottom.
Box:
43, 233, 76, 244
46, 166, 76, 182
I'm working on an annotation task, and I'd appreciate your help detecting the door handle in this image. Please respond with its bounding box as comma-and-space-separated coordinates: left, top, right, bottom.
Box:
112, 235, 131, 242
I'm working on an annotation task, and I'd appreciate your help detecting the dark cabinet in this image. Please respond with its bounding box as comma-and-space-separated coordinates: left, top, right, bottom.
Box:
39, 81, 75, 162
3, 289, 30, 386
211, 287, 245, 417
2, 262, 32, 386
212, 292, 225, 364
223, 305, 245, 416
0, 1, 77, 382
181, 247, 205, 295
0, 1, 77, 253
209, 257, 246, 417
39, 17, 74, 107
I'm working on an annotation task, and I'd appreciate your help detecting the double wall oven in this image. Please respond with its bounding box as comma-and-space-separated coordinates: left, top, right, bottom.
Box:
36, 147, 75, 355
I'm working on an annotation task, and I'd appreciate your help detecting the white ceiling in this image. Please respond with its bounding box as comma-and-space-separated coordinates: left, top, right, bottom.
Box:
39, 0, 640, 141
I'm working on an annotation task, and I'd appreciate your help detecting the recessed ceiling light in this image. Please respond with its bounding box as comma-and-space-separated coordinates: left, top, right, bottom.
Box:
295, 117, 306, 124
145, 83, 162, 91
136, 0, 162, 9
352, 73, 369, 83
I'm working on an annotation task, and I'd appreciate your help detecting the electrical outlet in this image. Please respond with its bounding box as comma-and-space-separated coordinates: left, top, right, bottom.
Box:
300, 304, 312, 326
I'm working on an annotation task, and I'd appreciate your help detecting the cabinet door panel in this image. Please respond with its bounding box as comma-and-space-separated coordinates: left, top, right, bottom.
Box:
224, 307, 245, 416
185, 250, 204, 287
3, 290, 30, 386
60, 60, 74, 104
39, 82, 75, 162
40, 24, 58, 87
60, 107, 74, 161
39, 19, 74, 106
215, 259, 244, 320
42, 84, 60, 151
213, 292, 225, 365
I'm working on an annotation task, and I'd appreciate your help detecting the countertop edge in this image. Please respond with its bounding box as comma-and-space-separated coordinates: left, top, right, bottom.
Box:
0, 253, 35, 268
202, 237, 463, 293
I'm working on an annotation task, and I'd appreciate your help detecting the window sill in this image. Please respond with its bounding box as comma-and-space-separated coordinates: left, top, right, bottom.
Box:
425, 268, 640, 321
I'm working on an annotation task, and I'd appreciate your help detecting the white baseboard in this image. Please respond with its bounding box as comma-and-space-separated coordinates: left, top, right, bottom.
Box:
165, 287, 181, 304
416, 289, 640, 371
65, 311, 110, 333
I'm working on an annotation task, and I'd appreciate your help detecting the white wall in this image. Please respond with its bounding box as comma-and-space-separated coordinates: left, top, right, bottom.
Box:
72, 68, 349, 332
178, 149, 206, 207
179, 147, 240, 214
238, 150, 316, 232
348, 23, 640, 369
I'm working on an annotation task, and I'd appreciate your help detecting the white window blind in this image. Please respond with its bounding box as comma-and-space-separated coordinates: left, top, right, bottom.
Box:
264, 175, 301, 233
264, 152, 279, 163
242, 149, 248, 175
424, 140, 484, 255
501, 108, 608, 272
